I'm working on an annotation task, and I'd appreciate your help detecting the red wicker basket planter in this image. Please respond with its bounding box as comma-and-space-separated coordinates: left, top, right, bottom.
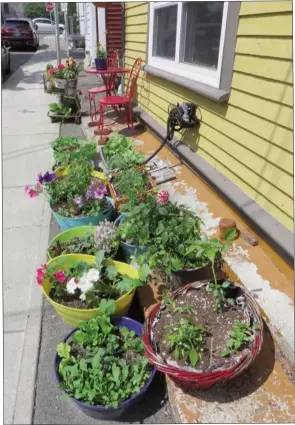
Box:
143, 281, 263, 390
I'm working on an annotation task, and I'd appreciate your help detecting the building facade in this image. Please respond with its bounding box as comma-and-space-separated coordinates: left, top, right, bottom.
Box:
124, 1, 293, 234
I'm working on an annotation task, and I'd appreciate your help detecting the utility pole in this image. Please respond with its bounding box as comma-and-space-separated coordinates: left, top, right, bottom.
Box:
54, 3, 61, 64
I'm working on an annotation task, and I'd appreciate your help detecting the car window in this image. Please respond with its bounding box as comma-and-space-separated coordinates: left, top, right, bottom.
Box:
4, 20, 30, 29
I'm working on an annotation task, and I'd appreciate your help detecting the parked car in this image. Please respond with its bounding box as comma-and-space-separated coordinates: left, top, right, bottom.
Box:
1, 18, 39, 50
33, 18, 64, 34
1, 41, 11, 83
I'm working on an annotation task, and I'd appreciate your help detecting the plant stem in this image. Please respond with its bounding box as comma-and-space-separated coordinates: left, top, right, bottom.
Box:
210, 337, 214, 367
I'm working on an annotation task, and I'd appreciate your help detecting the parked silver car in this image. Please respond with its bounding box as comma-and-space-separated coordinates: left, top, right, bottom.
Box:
33, 18, 64, 34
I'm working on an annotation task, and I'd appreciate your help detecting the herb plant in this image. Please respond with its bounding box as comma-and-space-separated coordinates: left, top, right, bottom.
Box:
96, 42, 107, 59
103, 135, 144, 170
51, 137, 97, 165
221, 320, 254, 357
185, 231, 235, 312
57, 315, 151, 408
111, 168, 152, 204
165, 318, 207, 367
162, 292, 194, 315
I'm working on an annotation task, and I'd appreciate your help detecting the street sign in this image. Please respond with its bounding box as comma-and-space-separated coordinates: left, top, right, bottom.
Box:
61, 3, 67, 12
46, 2, 54, 12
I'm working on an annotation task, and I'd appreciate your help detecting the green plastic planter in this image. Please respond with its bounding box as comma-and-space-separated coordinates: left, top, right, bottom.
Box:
47, 226, 95, 260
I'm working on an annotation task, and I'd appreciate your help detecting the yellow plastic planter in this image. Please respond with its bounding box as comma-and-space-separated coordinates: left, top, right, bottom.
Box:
55, 166, 106, 182
42, 254, 138, 327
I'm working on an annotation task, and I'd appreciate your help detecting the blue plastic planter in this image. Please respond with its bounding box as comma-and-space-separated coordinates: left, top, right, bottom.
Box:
55, 316, 156, 420
115, 215, 147, 263
51, 197, 114, 231
95, 58, 107, 70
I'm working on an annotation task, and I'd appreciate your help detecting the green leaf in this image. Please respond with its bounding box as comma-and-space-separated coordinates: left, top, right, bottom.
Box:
95, 250, 105, 268
213, 288, 220, 297
171, 257, 182, 271
205, 248, 217, 264
92, 352, 101, 369
226, 298, 235, 306
221, 350, 230, 357
226, 339, 233, 348
99, 299, 116, 315
112, 363, 120, 381
116, 277, 141, 293
106, 265, 118, 279
57, 342, 71, 359
189, 348, 199, 367
224, 228, 237, 241
138, 263, 150, 282
222, 281, 231, 288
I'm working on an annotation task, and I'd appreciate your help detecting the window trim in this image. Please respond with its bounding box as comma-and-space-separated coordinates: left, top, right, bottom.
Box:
147, 1, 240, 94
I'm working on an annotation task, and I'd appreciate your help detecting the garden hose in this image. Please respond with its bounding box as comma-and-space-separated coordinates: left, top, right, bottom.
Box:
142, 102, 201, 165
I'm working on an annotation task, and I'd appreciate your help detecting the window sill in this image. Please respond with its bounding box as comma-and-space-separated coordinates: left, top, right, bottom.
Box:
143, 64, 230, 103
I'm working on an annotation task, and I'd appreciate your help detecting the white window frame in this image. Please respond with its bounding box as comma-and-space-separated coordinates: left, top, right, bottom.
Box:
148, 2, 230, 89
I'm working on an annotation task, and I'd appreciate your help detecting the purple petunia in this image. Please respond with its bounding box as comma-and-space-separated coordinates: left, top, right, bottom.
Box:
88, 180, 107, 200
73, 196, 84, 206
38, 171, 56, 184
85, 190, 92, 201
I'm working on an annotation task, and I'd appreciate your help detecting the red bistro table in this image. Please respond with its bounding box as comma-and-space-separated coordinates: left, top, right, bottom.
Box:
85, 67, 130, 133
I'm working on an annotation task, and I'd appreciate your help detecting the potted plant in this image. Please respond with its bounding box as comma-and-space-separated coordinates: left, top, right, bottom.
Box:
101, 135, 145, 172
52, 63, 67, 89
25, 161, 114, 231
55, 315, 156, 419
47, 221, 119, 260
37, 251, 149, 326
95, 42, 107, 70
51, 137, 97, 166
107, 167, 156, 210
143, 273, 263, 390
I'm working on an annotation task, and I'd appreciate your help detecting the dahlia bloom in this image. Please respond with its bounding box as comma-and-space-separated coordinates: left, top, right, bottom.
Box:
57, 63, 65, 69
157, 189, 169, 205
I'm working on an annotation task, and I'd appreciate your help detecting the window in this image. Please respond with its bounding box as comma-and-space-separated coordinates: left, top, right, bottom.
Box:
148, 2, 239, 90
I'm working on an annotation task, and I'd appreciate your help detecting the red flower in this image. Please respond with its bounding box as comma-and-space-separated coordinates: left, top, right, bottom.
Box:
57, 64, 65, 69
48, 67, 55, 76
157, 189, 169, 205
37, 264, 47, 286
53, 271, 67, 283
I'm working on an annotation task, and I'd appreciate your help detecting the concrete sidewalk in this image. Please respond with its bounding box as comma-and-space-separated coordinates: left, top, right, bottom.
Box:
3, 35, 66, 425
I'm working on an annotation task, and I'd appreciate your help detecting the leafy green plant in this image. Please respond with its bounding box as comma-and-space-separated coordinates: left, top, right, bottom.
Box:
112, 168, 151, 204
161, 292, 194, 315
109, 150, 145, 171
57, 315, 151, 408
118, 194, 204, 276
165, 318, 207, 367
103, 135, 134, 158
185, 231, 234, 312
221, 320, 254, 357
51, 137, 97, 165
96, 42, 107, 59
49, 102, 73, 117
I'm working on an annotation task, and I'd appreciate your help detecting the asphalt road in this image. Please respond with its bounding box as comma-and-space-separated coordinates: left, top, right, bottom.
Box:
2, 34, 58, 84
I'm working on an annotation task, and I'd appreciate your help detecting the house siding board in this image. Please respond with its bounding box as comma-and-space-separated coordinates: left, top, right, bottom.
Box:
124, 2, 294, 231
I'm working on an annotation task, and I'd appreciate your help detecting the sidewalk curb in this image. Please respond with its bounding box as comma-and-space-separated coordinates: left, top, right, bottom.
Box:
13, 219, 51, 424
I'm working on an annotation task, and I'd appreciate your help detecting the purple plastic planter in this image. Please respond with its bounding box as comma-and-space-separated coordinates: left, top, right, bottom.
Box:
54, 316, 156, 420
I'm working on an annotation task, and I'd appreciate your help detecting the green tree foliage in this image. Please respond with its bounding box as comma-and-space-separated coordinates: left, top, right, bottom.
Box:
24, 3, 50, 19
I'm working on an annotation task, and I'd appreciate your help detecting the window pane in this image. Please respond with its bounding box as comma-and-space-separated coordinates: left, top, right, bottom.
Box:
182, 2, 224, 69
153, 5, 177, 60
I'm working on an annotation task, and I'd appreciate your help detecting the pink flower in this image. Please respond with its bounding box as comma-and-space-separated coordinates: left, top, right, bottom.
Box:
36, 182, 44, 191
28, 188, 39, 198
157, 189, 169, 205
57, 63, 65, 69
25, 185, 29, 193
48, 67, 55, 76
37, 264, 47, 286
53, 271, 67, 283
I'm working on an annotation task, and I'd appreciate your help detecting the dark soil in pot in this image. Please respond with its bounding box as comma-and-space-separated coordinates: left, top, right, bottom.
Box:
52, 197, 110, 218
153, 284, 254, 372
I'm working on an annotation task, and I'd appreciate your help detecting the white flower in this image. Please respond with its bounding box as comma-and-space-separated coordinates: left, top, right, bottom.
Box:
86, 268, 100, 282
66, 278, 78, 294
77, 272, 94, 294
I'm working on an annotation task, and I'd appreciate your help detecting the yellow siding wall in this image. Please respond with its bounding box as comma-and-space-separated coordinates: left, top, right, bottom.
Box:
124, 2, 294, 231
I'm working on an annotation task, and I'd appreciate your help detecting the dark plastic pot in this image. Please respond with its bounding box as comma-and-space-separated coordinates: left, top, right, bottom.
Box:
170, 261, 226, 291
55, 316, 156, 420
95, 58, 107, 70
115, 215, 147, 263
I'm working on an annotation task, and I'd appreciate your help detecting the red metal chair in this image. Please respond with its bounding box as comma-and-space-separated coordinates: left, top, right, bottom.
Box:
88, 50, 119, 122
97, 57, 143, 141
